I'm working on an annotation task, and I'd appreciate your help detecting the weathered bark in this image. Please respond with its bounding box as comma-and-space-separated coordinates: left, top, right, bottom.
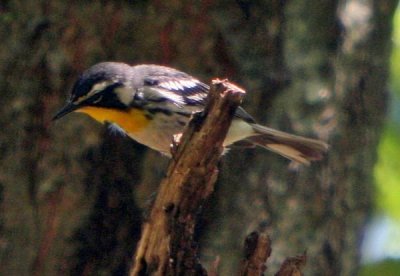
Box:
275, 254, 307, 276
0, 1, 397, 275
238, 232, 271, 276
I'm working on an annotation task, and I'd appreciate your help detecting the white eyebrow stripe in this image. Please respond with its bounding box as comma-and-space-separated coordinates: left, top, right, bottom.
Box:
74, 81, 113, 104
91, 81, 111, 93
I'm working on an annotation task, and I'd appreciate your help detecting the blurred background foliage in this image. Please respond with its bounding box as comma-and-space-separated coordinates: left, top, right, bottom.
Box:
376, 8, 400, 219
361, 5, 400, 276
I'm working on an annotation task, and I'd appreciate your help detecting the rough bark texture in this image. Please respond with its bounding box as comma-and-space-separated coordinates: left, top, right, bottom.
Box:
0, 1, 397, 275
275, 254, 307, 276
130, 80, 245, 275
238, 232, 271, 276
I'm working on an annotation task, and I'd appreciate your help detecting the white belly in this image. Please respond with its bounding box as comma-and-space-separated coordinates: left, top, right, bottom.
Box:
127, 114, 255, 155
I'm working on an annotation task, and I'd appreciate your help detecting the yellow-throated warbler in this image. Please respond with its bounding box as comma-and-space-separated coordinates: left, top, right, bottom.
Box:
53, 62, 328, 164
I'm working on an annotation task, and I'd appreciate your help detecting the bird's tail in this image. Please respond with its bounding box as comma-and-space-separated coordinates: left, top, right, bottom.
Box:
247, 124, 329, 165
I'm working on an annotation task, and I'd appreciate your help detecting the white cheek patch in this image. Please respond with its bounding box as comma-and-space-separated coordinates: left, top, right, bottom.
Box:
114, 86, 134, 106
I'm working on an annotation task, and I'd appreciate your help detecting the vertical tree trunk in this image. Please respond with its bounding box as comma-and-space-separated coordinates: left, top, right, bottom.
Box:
201, 1, 397, 275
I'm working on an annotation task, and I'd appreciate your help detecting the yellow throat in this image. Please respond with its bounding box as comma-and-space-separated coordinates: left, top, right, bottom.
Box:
77, 106, 150, 133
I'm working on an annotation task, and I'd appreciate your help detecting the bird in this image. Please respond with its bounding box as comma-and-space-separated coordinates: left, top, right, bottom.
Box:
53, 62, 328, 164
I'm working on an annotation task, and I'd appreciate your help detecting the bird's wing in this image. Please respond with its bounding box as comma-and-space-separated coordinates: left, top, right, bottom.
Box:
133, 65, 256, 122
145, 75, 209, 105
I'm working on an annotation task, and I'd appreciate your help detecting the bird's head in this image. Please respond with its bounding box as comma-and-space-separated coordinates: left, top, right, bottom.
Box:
53, 62, 134, 121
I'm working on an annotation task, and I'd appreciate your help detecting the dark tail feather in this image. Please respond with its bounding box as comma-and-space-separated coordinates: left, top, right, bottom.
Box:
247, 124, 329, 165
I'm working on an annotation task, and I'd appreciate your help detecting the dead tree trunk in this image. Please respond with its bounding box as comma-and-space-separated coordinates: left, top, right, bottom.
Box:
130, 80, 245, 275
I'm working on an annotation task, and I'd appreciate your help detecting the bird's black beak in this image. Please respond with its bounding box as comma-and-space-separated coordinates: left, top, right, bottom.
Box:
52, 102, 79, 121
